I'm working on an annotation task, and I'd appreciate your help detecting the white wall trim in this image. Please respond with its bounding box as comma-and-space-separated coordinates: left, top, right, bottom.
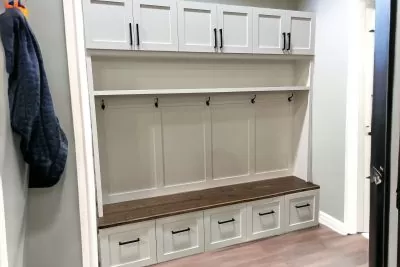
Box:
319, 211, 348, 236
344, 0, 367, 235
62, 0, 98, 267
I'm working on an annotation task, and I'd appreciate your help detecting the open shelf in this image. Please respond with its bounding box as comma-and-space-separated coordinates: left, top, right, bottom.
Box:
93, 86, 310, 96
98, 176, 319, 229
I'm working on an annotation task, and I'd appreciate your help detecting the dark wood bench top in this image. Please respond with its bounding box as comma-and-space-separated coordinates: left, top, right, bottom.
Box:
98, 176, 319, 229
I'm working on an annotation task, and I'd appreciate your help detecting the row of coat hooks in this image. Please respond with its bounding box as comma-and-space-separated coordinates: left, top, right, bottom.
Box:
3, 0, 29, 17
100, 93, 295, 110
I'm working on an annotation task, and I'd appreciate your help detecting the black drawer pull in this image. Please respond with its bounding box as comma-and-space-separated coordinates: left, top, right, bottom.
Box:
136, 24, 140, 46
287, 32, 291, 51
282, 32, 286, 51
119, 238, 140, 246
259, 210, 275, 216
172, 227, 191, 235
295, 203, 311, 209
129, 23, 133, 46
214, 28, 217, 49
219, 29, 223, 49
218, 218, 235, 225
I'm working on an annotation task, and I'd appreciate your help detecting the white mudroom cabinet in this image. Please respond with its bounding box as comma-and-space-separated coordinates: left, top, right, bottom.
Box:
80, 0, 319, 266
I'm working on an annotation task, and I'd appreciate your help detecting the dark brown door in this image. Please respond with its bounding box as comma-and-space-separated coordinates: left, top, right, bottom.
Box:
370, 0, 397, 266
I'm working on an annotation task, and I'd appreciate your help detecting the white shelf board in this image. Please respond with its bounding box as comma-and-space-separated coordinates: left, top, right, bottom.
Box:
93, 86, 310, 96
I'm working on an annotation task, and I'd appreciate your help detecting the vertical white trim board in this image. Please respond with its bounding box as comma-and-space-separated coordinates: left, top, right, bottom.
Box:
319, 211, 348, 236
62, 0, 98, 267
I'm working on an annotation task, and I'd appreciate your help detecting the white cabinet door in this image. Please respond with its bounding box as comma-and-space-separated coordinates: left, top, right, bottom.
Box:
83, 0, 133, 50
217, 5, 253, 54
178, 2, 218, 53
133, 0, 178, 51
253, 8, 286, 54
286, 11, 315, 55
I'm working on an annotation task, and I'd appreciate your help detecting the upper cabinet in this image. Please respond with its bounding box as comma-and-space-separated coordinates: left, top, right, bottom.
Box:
253, 8, 286, 54
133, 0, 179, 51
82, 0, 315, 55
178, 2, 218, 53
217, 5, 253, 54
253, 9, 315, 55
83, 0, 133, 50
286, 11, 315, 55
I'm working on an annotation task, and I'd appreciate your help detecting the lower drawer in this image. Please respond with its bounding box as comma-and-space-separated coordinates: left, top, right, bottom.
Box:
156, 212, 204, 262
246, 197, 284, 241
99, 221, 157, 267
204, 204, 246, 251
285, 190, 319, 232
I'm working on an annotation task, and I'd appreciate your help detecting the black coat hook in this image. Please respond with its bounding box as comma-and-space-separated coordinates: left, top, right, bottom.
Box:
101, 99, 105, 110
288, 93, 294, 102
154, 97, 159, 108
251, 95, 257, 104
206, 96, 211, 106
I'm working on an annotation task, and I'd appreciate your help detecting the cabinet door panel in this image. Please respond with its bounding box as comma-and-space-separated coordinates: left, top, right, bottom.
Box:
178, 2, 218, 52
287, 11, 315, 55
217, 5, 253, 54
162, 106, 208, 186
83, 0, 133, 50
133, 0, 178, 51
103, 106, 158, 194
211, 105, 253, 179
253, 8, 286, 54
255, 97, 291, 174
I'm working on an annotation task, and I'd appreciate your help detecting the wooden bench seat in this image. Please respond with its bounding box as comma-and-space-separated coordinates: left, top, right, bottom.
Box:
98, 176, 319, 229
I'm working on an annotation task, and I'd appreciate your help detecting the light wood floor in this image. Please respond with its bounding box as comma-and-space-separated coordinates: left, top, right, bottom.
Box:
156, 226, 368, 267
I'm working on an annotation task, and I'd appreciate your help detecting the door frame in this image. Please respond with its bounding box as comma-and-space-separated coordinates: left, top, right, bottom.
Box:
62, 0, 98, 267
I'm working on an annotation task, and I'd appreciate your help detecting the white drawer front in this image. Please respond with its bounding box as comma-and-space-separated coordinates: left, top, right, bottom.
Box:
99, 221, 157, 267
204, 204, 246, 251
156, 212, 204, 262
246, 197, 284, 241
285, 190, 319, 232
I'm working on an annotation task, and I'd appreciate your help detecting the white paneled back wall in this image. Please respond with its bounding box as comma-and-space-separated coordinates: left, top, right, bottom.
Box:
95, 91, 309, 203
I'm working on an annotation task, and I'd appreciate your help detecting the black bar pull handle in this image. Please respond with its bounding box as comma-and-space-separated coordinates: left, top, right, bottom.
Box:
295, 203, 310, 209
214, 28, 217, 49
282, 32, 286, 51
119, 238, 140, 246
219, 29, 223, 49
129, 23, 133, 46
218, 218, 235, 225
287, 32, 291, 51
136, 24, 140, 46
259, 210, 275, 216
172, 227, 191, 235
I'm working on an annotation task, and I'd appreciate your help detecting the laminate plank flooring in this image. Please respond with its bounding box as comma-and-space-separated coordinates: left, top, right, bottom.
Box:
155, 226, 368, 267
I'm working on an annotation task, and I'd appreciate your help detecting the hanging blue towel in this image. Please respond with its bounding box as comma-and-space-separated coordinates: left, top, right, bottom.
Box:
0, 8, 68, 187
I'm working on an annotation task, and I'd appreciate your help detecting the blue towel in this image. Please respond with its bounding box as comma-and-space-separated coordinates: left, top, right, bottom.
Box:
0, 8, 68, 187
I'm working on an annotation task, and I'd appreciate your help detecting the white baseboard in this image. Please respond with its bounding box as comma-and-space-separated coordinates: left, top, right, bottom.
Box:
361, 233, 369, 239
319, 211, 348, 235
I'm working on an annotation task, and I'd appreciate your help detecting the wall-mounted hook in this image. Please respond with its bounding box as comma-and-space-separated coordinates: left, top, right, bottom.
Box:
251, 94, 257, 104
206, 96, 211, 106
101, 99, 106, 110
154, 97, 159, 108
288, 93, 294, 102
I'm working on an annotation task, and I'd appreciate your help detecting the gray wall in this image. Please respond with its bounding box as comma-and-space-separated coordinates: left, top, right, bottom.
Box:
0, 18, 28, 267
24, 1, 83, 267
299, 0, 348, 221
